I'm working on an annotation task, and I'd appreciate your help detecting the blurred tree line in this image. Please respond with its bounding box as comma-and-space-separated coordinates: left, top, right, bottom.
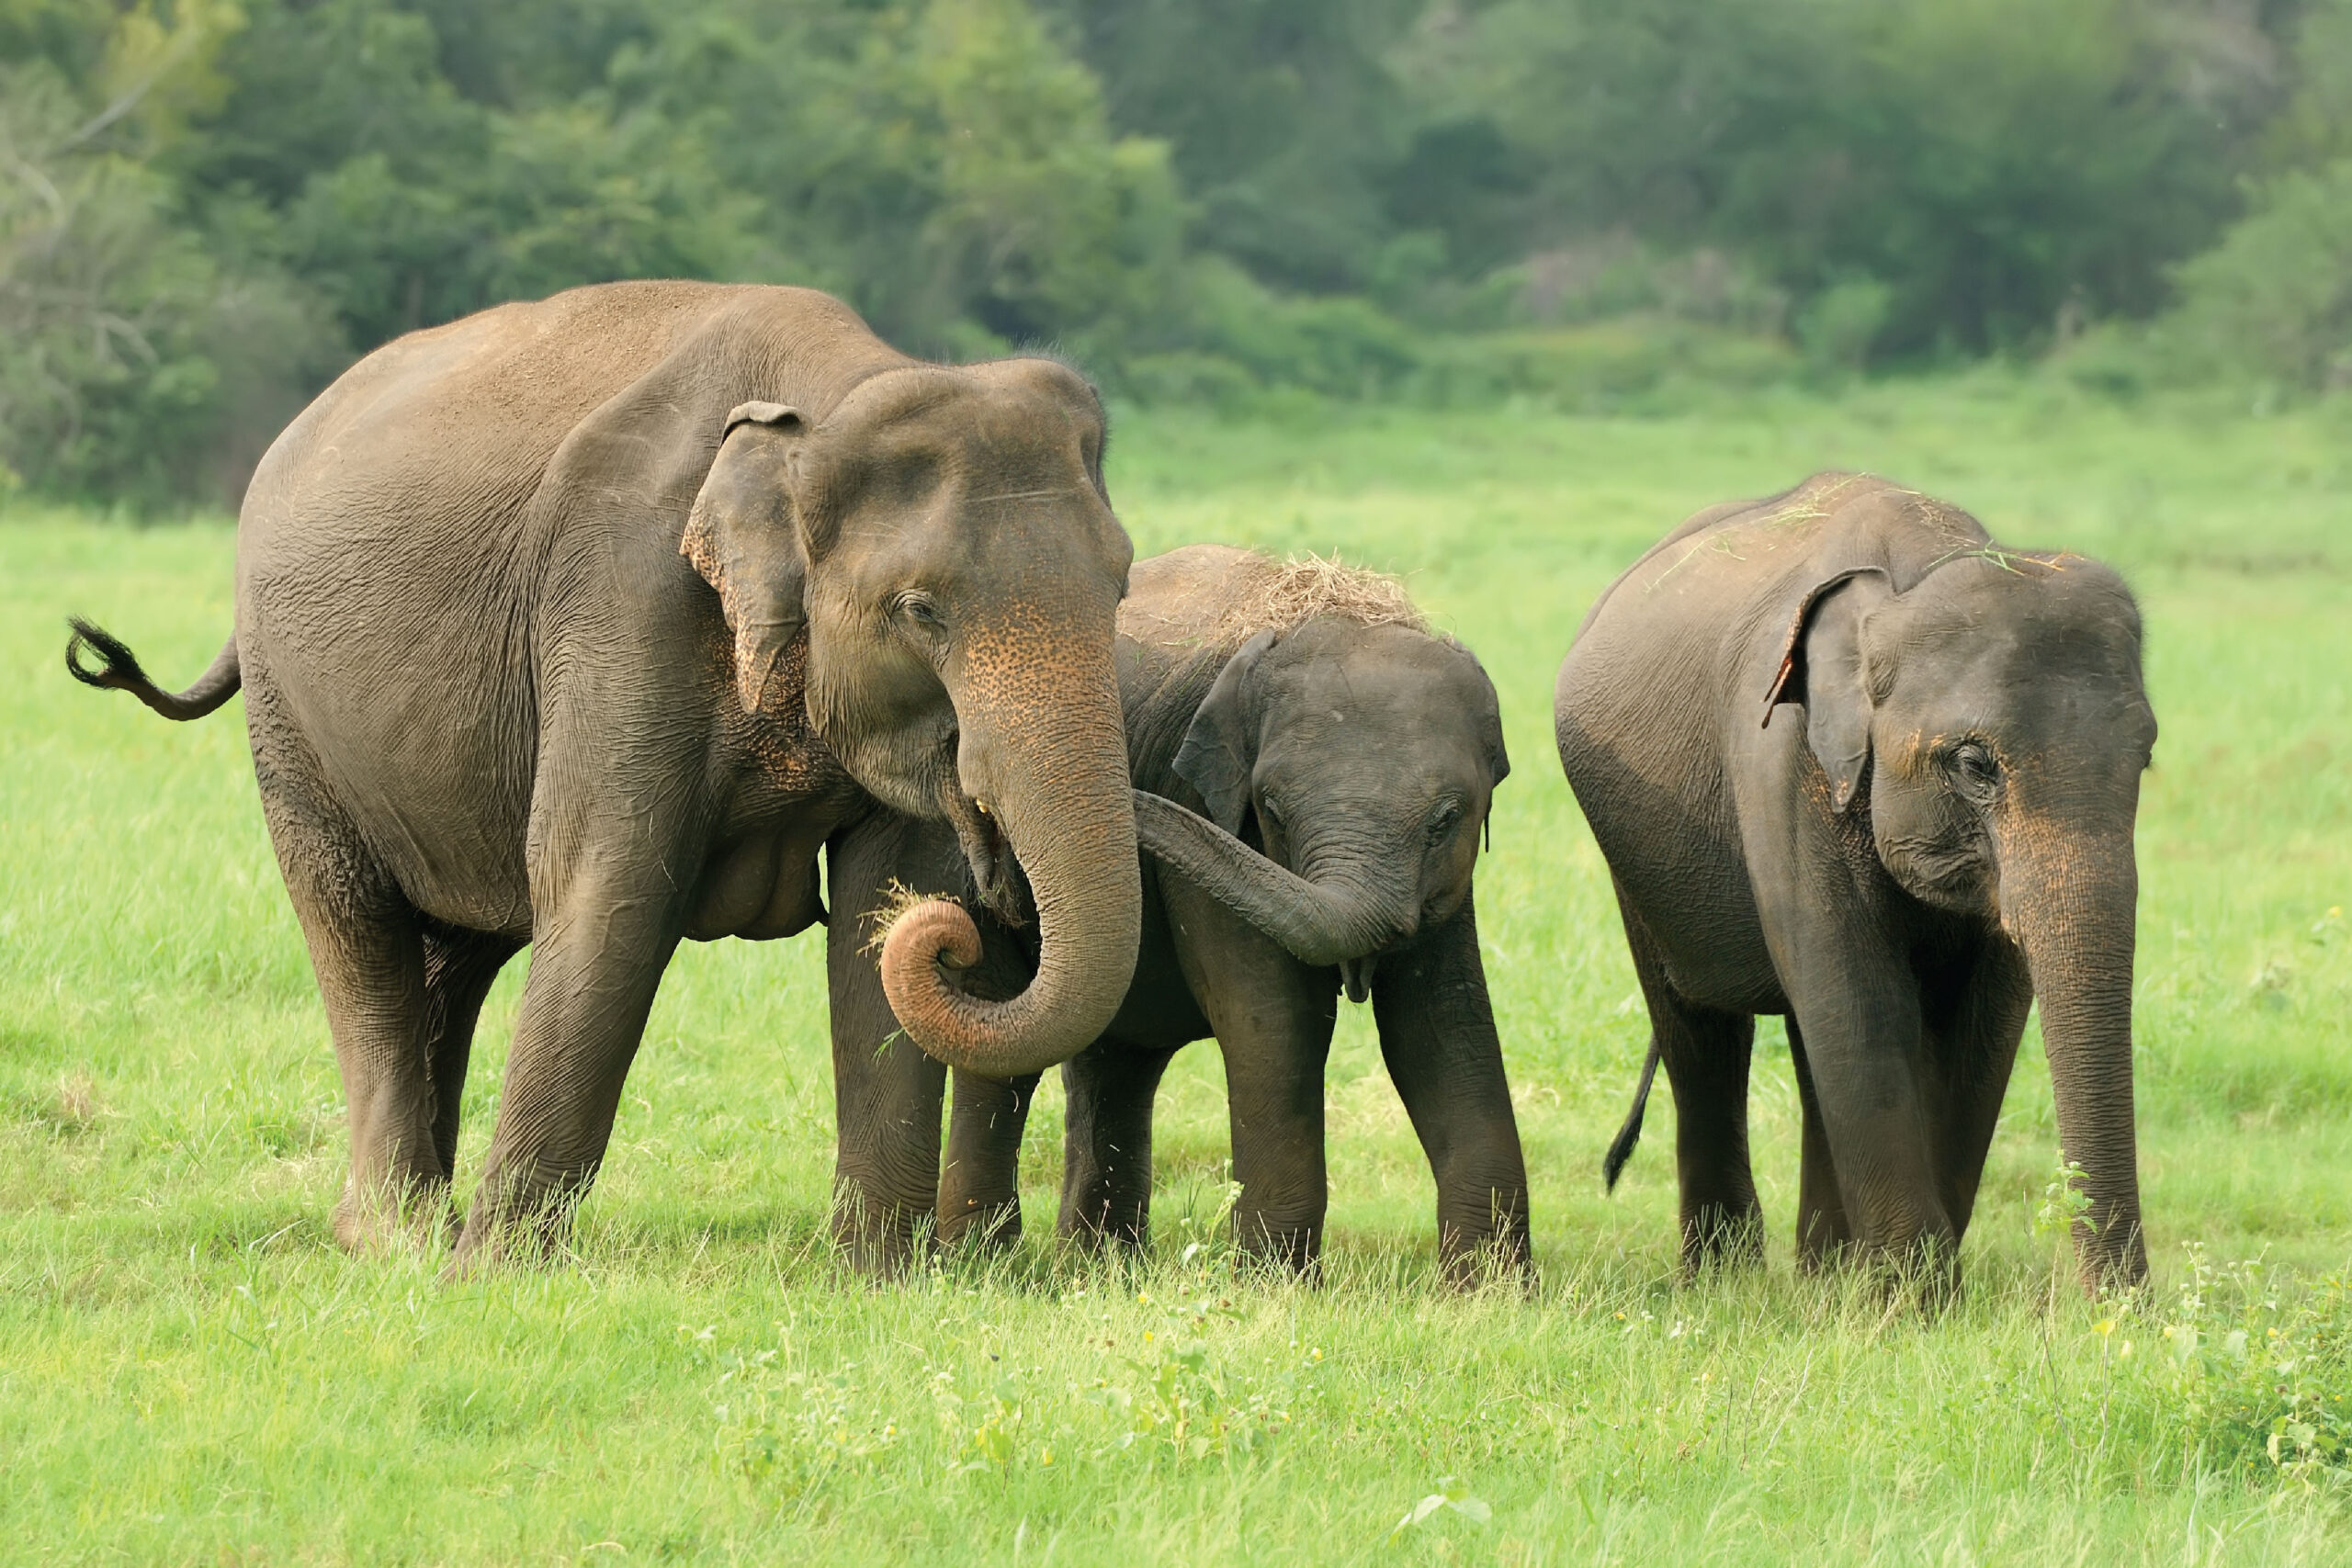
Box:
2, 0, 2346, 505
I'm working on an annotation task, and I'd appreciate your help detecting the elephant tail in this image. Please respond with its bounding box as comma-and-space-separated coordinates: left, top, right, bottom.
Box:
65, 619, 241, 721
1600, 1036, 1661, 1192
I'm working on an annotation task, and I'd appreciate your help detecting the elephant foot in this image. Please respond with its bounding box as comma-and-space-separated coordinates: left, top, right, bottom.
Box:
1233, 1219, 1323, 1284
936, 1195, 1023, 1252
1871, 1235, 1963, 1309
438, 1164, 592, 1280
333, 1172, 459, 1257
1440, 1235, 1538, 1295
1677, 1203, 1766, 1280
829, 1184, 933, 1280
1800, 1232, 1963, 1312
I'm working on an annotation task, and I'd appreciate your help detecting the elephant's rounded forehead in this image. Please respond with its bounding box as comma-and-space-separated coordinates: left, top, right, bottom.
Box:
1269, 628, 1486, 717
1273, 619, 1475, 682
1893, 556, 2139, 658
1918, 550, 2139, 620
823, 362, 1101, 445
1253, 733, 1485, 827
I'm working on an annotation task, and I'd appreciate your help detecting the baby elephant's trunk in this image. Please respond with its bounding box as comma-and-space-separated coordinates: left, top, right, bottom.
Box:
1131, 790, 1414, 966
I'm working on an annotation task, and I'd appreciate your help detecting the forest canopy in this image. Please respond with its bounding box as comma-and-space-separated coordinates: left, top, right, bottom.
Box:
4, 0, 2347, 505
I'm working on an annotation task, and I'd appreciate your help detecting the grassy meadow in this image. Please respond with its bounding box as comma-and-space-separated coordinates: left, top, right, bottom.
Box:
4, 375, 2350, 1563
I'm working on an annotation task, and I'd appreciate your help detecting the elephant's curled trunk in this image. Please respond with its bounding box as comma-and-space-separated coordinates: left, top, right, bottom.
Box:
879, 680, 1142, 1079
1131, 789, 1408, 965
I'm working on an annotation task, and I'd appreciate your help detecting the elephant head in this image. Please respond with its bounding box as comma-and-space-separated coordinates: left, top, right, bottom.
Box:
683, 357, 1139, 1077
1769, 550, 2157, 1286
1132, 620, 1509, 998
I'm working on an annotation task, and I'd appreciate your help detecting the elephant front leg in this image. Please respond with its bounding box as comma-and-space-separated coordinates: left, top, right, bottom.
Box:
1168, 880, 1339, 1277
825, 820, 953, 1276
1921, 938, 2033, 1245
1780, 943, 1954, 1281
1058, 1042, 1177, 1249
1623, 914, 1762, 1271
939, 1068, 1040, 1249
453, 875, 683, 1270
1369, 896, 1532, 1286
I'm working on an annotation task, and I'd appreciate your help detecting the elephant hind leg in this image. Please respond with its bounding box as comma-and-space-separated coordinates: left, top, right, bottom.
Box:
1059, 1042, 1176, 1251
1623, 916, 1762, 1273
939, 1067, 1040, 1249
1788, 1017, 1852, 1270
256, 770, 444, 1252
419, 923, 524, 1193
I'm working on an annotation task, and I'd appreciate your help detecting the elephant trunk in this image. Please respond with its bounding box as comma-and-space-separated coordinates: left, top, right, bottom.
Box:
2007, 833, 2148, 1292
1132, 790, 1413, 966
879, 664, 1142, 1079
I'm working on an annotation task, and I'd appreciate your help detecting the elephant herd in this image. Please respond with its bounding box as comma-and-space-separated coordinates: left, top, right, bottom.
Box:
66, 283, 2154, 1294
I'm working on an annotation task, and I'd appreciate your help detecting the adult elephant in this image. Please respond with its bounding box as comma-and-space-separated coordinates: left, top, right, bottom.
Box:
829, 547, 1527, 1280
67, 282, 1141, 1268
1556, 473, 2154, 1292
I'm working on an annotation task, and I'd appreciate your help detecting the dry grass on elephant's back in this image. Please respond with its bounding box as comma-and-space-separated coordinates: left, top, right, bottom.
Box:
1212, 551, 1428, 638
1131, 548, 1430, 653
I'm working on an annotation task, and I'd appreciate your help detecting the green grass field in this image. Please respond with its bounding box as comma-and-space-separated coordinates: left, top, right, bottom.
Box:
5, 375, 2349, 1563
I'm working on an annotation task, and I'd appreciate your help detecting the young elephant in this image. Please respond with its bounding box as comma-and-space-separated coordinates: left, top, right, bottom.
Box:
827, 546, 1529, 1280
1557, 473, 2155, 1291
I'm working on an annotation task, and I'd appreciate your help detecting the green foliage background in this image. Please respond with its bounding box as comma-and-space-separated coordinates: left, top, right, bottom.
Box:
6, 0, 2352, 507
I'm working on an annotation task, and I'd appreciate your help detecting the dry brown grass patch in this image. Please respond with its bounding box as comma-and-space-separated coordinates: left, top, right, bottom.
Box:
1205, 551, 1426, 642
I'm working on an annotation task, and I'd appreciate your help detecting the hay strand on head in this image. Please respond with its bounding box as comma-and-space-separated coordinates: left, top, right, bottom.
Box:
1204, 551, 1426, 643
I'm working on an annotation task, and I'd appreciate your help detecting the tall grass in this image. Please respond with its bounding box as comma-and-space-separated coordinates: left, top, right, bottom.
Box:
3, 375, 2347, 1562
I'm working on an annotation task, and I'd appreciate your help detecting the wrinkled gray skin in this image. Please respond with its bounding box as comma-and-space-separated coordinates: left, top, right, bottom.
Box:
67, 282, 1142, 1268
827, 547, 1528, 1280
1557, 474, 2154, 1292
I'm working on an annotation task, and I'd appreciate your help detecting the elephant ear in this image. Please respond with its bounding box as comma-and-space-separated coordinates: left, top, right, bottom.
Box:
1762, 568, 1892, 814
1173, 630, 1276, 834
681, 400, 808, 711
1463, 646, 1510, 788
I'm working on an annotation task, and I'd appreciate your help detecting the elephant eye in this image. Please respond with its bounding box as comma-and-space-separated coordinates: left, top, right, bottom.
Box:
1950, 741, 2001, 799
1426, 799, 1464, 841
1256, 796, 1284, 833
894, 592, 944, 631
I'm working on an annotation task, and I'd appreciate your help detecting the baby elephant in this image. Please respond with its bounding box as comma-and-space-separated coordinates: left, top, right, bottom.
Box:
827, 545, 1529, 1281
1557, 474, 2154, 1291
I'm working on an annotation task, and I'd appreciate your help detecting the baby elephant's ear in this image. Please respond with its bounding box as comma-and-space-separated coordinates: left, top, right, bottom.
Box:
1763, 568, 1892, 813
1464, 647, 1510, 787
1173, 630, 1277, 835
682, 401, 808, 711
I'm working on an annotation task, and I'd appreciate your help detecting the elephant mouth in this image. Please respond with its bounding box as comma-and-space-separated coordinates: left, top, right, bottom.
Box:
941, 778, 1024, 926
1339, 955, 1378, 1004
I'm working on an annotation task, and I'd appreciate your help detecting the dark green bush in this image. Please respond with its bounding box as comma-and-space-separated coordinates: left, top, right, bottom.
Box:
2165, 162, 2352, 393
